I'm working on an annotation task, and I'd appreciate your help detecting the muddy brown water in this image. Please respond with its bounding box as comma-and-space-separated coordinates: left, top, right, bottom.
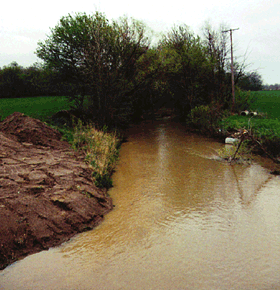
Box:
1, 120, 280, 290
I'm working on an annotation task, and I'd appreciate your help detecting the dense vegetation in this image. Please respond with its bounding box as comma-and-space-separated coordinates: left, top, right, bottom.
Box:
1, 11, 265, 128
2, 11, 279, 163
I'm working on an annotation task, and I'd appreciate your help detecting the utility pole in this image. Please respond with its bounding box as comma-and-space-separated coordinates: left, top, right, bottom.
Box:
222, 28, 239, 112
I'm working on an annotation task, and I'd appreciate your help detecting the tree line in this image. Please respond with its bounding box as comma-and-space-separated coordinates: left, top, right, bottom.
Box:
0, 12, 264, 126
0, 61, 80, 98
263, 84, 280, 90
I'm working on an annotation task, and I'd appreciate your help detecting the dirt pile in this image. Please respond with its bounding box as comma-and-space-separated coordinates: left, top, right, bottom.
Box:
0, 112, 68, 149
0, 112, 113, 270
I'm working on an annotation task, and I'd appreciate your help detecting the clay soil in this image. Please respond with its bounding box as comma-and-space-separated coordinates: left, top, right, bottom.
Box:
0, 112, 113, 270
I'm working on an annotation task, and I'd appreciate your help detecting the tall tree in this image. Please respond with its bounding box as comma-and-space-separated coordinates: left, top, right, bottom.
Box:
158, 25, 211, 117
82, 15, 149, 125
36, 12, 150, 126
36, 12, 94, 108
202, 24, 231, 105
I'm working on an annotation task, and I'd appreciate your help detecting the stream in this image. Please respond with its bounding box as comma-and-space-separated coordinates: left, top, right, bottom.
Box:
1, 120, 280, 289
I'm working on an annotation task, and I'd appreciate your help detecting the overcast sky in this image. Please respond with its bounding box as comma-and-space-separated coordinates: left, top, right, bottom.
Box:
1, 0, 279, 84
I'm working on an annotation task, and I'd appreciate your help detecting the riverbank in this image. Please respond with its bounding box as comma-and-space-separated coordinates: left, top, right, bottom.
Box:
184, 101, 280, 165
1, 105, 279, 271
2, 119, 279, 289
219, 114, 280, 158
0, 112, 114, 270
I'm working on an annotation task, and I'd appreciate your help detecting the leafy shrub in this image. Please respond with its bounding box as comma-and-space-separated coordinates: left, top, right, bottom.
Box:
187, 103, 227, 134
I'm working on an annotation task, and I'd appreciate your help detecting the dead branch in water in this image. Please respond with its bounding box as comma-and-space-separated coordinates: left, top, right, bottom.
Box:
229, 129, 280, 165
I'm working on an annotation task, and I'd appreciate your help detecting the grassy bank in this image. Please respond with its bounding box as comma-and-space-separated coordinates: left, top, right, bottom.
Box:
186, 90, 280, 160
0, 96, 120, 187
71, 121, 120, 188
220, 91, 280, 158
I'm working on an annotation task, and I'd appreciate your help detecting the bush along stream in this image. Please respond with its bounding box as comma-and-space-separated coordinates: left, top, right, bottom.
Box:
71, 120, 121, 188
185, 91, 280, 170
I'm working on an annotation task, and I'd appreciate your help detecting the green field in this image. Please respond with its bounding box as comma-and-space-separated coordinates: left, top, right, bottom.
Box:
250, 90, 280, 119
0, 96, 71, 122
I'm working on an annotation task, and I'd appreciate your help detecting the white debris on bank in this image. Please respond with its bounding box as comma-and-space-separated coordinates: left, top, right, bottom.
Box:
240, 110, 258, 116
225, 137, 240, 144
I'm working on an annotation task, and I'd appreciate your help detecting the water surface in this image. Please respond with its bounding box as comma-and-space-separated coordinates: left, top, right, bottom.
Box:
1, 120, 280, 289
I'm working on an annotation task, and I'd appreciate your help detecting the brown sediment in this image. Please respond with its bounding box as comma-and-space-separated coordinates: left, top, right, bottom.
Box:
0, 112, 113, 270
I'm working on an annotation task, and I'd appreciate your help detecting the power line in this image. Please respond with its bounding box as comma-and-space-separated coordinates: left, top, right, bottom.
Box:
222, 28, 239, 112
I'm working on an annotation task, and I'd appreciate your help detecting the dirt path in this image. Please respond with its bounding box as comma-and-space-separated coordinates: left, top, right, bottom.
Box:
0, 112, 113, 270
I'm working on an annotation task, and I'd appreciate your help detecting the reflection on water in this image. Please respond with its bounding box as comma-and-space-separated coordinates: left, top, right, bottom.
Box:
1, 120, 280, 290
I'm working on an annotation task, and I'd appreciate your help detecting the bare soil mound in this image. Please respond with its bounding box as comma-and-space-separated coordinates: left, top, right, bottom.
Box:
0, 111, 69, 149
0, 112, 113, 270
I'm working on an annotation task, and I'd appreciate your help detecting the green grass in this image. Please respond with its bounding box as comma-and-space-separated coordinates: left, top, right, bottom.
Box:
72, 121, 120, 188
250, 90, 280, 119
220, 115, 280, 138
220, 91, 280, 157
0, 96, 71, 122
221, 90, 280, 136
